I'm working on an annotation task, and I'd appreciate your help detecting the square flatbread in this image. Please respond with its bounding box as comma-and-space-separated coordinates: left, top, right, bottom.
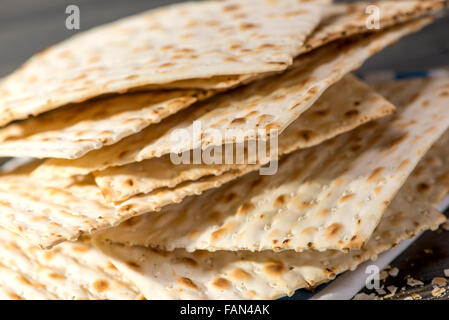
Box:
93, 74, 395, 203
0, 0, 328, 127
93, 183, 445, 299
0, 228, 142, 300
32, 17, 432, 180
93, 75, 449, 252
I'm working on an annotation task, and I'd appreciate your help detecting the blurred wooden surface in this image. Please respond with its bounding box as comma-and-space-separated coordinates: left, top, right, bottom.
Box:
0, 0, 448, 77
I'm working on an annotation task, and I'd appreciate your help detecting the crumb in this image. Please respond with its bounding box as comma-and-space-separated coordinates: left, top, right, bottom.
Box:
432, 287, 446, 297
424, 249, 434, 254
389, 267, 399, 277
403, 296, 413, 300
411, 293, 422, 300
387, 285, 398, 295
379, 270, 389, 281
432, 277, 447, 286
407, 276, 424, 287
376, 288, 386, 295
353, 293, 377, 300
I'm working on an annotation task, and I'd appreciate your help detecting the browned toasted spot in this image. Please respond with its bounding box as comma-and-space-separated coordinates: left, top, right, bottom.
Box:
126, 260, 140, 270
274, 194, 287, 207
240, 23, 257, 30
416, 182, 431, 194
207, 210, 223, 223
367, 167, 385, 183
317, 208, 330, 218
222, 4, 240, 11
297, 130, 315, 141
72, 244, 90, 252
158, 62, 175, 68
224, 56, 239, 62
107, 262, 118, 272
118, 150, 129, 159
175, 257, 198, 268
398, 159, 410, 170
284, 9, 308, 16
178, 277, 198, 290
18, 276, 32, 286
344, 109, 360, 118
230, 268, 251, 281
211, 277, 231, 290
264, 122, 281, 132
210, 222, 235, 242
222, 192, 238, 203
93, 279, 110, 292
7, 292, 24, 300
314, 109, 329, 117
237, 202, 255, 216
122, 216, 142, 227
373, 186, 383, 195
301, 227, 318, 236
339, 193, 355, 204
297, 200, 316, 210
263, 260, 285, 277
43, 251, 54, 260
49, 273, 66, 280
230, 117, 246, 125
325, 223, 343, 238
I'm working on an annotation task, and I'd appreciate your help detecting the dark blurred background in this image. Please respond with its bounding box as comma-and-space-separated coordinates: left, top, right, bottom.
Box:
0, 0, 448, 78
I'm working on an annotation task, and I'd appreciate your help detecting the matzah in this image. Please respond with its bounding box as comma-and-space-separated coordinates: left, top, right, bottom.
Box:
299, 0, 448, 55
0, 0, 327, 127
32, 18, 432, 180
0, 90, 209, 159
0, 228, 141, 300
93, 185, 445, 299
94, 74, 396, 202
94, 75, 449, 252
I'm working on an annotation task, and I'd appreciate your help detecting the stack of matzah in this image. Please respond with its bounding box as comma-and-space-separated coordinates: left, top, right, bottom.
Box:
0, 0, 448, 300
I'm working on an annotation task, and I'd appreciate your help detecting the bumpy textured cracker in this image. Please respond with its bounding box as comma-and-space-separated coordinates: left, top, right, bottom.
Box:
0, 90, 209, 159
95, 75, 449, 252
0, 0, 327, 127
0, 21, 435, 250
409, 130, 449, 205
94, 74, 396, 202
33, 18, 432, 180
94, 186, 445, 300
0, 27, 434, 250
0, 228, 141, 300
298, 0, 448, 55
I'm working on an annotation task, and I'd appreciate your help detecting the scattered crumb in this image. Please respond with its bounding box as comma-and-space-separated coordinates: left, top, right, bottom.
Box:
432, 277, 447, 287
432, 287, 446, 297
424, 249, 434, 254
444, 269, 449, 278
379, 270, 389, 281
407, 276, 424, 287
384, 265, 391, 270
410, 293, 422, 300
387, 285, 398, 295
404, 296, 413, 300
353, 293, 378, 300
389, 267, 399, 277
376, 288, 386, 295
